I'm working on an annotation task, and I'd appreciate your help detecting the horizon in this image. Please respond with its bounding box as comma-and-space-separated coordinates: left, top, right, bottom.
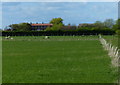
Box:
1, 2, 118, 29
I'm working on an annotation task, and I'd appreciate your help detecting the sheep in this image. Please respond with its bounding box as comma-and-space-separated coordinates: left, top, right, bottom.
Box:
10, 37, 13, 40
5, 36, 10, 39
44, 36, 50, 39
5, 36, 13, 40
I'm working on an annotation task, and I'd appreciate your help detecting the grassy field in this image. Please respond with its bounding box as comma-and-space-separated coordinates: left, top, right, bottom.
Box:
103, 35, 118, 48
2, 36, 117, 83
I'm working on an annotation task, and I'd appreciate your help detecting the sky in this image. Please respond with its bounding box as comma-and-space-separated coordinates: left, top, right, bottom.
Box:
0, 1, 118, 29
1, 0, 119, 2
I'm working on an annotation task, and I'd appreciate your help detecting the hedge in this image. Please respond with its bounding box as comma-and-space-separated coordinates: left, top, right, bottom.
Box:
2, 30, 115, 36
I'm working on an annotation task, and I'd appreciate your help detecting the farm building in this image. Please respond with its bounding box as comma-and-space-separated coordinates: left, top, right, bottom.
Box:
31, 23, 53, 31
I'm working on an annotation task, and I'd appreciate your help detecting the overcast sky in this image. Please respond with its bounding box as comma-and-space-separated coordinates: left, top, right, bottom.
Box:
1, 1, 118, 29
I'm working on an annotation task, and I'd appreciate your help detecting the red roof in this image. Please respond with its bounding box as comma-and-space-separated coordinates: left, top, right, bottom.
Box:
31, 24, 53, 26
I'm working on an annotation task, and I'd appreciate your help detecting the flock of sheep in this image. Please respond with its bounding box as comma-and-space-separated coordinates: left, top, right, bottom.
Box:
5, 36, 13, 40
4, 35, 94, 41
5, 36, 50, 40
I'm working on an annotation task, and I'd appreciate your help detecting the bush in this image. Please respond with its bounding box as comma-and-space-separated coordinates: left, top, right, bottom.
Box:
2, 29, 115, 36
116, 30, 120, 35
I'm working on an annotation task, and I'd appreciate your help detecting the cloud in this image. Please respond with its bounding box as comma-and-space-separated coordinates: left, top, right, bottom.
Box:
1, 0, 119, 2
0, 3, 2, 28
2, 2, 21, 6
1, 2, 118, 29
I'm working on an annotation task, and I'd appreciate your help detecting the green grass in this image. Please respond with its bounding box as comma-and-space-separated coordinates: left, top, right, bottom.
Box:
0, 37, 2, 84
2, 36, 117, 83
103, 35, 118, 47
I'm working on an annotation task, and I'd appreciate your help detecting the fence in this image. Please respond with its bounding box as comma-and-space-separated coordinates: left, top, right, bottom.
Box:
99, 35, 119, 67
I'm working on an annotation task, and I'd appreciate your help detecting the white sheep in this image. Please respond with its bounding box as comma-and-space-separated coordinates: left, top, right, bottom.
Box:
5, 36, 10, 39
45, 36, 49, 39
11, 37, 13, 40
5, 36, 13, 40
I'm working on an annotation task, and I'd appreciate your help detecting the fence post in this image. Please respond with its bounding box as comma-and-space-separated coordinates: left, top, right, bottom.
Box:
99, 35, 119, 67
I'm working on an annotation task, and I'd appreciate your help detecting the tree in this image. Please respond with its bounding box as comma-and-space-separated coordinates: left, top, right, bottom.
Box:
18, 23, 32, 31
45, 27, 52, 31
112, 19, 120, 33
48, 18, 64, 31
51, 23, 63, 31
9, 23, 32, 31
94, 21, 104, 29
9, 24, 19, 31
78, 23, 95, 29
103, 19, 115, 28
61, 25, 77, 31
50, 18, 64, 25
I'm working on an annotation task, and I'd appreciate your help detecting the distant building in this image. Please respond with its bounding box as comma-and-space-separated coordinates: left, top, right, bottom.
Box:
4, 26, 12, 31
78, 23, 95, 28
30, 23, 53, 31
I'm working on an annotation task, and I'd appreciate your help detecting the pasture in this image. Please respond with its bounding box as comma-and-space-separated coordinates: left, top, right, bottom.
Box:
2, 36, 117, 83
103, 35, 118, 47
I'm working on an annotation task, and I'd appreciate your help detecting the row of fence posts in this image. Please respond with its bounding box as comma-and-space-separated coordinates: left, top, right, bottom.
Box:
99, 35, 119, 67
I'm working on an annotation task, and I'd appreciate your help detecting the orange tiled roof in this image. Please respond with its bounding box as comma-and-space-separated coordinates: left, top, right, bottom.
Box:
31, 24, 53, 26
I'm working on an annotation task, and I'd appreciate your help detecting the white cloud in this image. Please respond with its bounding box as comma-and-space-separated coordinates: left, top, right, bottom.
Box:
0, 3, 2, 29
1, 0, 119, 2
1, 1, 118, 29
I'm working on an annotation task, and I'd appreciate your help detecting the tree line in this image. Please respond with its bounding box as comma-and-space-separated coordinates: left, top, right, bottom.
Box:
3, 18, 120, 35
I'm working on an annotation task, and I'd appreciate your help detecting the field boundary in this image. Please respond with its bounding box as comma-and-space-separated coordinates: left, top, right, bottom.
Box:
99, 35, 119, 67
